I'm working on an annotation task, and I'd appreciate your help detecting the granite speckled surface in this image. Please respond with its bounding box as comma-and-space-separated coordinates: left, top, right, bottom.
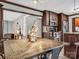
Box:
64, 32, 79, 34
4, 38, 63, 59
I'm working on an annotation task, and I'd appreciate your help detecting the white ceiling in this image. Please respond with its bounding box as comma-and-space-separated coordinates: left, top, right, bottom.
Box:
3, 10, 25, 21
6, 0, 79, 15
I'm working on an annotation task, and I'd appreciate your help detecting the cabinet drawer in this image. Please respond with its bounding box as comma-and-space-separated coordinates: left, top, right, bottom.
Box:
64, 34, 78, 42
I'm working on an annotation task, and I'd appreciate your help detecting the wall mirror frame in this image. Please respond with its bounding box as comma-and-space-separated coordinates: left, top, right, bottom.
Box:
0, 0, 43, 39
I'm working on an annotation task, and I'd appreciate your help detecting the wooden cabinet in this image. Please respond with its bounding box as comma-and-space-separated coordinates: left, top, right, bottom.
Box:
0, 5, 4, 59
58, 13, 69, 32
49, 11, 58, 26
42, 10, 50, 26
64, 44, 77, 59
58, 14, 69, 41
0, 8, 3, 39
42, 11, 58, 26
64, 45, 79, 59
64, 33, 79, 59
42, 10, 58, 39
42, 11, 69, 40
76, 46, 79, 59
64, 33, 79, 43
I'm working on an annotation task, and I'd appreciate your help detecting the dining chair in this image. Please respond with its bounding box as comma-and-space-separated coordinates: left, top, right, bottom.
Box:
40, 47, 62, 59
58, 47, 71, 59
0, 41, 5, 59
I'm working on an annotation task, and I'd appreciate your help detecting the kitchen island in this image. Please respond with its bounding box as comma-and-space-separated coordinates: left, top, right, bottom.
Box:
4, 38, 63, 59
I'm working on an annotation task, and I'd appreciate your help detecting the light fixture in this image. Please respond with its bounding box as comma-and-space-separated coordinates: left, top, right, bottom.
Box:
73, 0, 79, 11
33, 0, 38, 4
32, 0, 47, 4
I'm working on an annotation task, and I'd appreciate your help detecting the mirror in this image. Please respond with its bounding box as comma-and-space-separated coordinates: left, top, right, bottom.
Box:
0, 0, 42, 39
72, 17, 79, 32
3, 10, 42, 39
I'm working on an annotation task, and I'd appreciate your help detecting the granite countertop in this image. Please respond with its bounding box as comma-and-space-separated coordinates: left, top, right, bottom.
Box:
4, 38, 63, 59
64, 32, 79, 34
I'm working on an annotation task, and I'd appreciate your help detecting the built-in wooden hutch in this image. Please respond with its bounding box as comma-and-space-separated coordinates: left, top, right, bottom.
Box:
42, 10, 58, 39
42, 10, 69, 41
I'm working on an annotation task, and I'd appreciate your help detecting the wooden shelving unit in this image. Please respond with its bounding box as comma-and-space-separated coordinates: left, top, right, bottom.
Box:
42, 11, 69, 41
42, 10, 58, 39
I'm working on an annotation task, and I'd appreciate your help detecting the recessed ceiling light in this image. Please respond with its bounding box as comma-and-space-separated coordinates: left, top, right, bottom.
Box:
33, 0, 38, 4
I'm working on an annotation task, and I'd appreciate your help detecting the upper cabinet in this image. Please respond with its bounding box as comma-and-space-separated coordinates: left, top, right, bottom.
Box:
49, 11, 58, 27
42, 10, 58, 26
42, 11, 69, 41
42, 10, 58, 39
58, 13, 69, 32
42, 10, 50, 26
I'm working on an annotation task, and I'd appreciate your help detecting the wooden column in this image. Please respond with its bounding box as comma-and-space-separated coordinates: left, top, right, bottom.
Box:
58, 13, 69, 41
0, 4, 3, 40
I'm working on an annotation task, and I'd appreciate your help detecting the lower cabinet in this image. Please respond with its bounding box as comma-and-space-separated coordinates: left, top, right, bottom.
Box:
64, 44, 77, 59
64, 33, 79, 43
64, 33, 79, 59
76, 46, 79, 59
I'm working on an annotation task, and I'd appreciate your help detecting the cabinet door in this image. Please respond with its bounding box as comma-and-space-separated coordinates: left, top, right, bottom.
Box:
64, 34, 78, 43
64, 45, 77, 59
50, 12, 58, 26
76, 46, 79, 59
0, 8, 3, 39
77, 35, 79, 42
62, 14, 68, 21
42, 11, 50, 25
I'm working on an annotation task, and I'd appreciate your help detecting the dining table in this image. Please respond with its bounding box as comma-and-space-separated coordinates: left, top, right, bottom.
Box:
4, 37, 63, 59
